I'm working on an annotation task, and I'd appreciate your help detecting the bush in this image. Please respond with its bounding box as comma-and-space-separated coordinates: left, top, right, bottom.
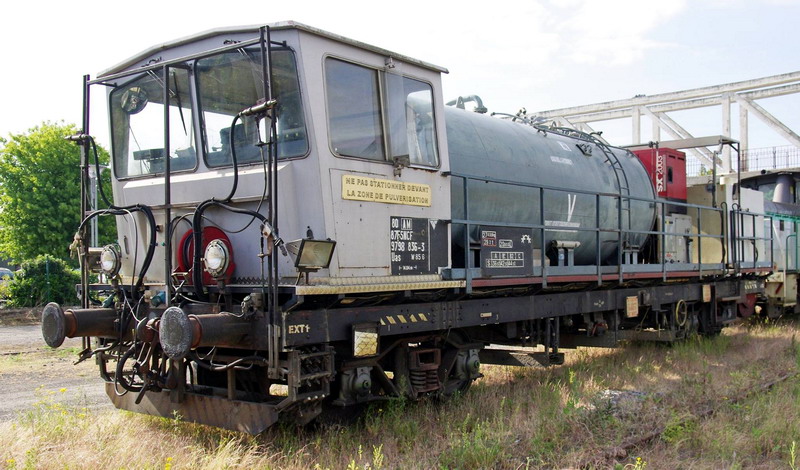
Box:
0, 282, 9, 302
6, 256, 80, 307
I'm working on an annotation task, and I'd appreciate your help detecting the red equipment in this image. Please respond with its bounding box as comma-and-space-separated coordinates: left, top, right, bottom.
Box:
633, 148, 687, 202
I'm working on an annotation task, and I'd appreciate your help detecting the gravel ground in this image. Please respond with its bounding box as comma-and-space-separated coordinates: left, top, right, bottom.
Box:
0, 324, 112, 422
0, 324, 43, 349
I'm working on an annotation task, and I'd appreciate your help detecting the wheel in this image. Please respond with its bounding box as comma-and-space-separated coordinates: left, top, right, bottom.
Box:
698, 303, 722, 337
439, 331, 481, 398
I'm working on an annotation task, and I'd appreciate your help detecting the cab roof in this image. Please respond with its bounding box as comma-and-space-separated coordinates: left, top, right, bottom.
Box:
98, 21, 448, 79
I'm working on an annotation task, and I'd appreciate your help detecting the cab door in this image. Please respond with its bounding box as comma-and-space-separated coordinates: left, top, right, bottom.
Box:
323, 56, 451, 277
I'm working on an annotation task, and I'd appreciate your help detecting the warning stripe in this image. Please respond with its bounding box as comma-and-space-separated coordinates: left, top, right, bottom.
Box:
382, 314, 429, 326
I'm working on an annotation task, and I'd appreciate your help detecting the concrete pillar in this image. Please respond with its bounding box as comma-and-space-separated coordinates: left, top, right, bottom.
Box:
652, 113, 660, 142
739, 106, 749, 171
722, 94, 732, 172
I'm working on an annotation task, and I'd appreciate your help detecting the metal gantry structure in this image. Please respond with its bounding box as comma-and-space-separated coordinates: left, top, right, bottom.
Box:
530, 71, 800, 175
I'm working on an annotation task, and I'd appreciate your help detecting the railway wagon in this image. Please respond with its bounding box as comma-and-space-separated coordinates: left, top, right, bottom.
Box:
42, 22, 770, 433
740, 169, 800, 316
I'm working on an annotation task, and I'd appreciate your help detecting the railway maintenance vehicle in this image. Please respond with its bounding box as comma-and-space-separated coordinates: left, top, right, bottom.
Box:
42, 22, 771, 432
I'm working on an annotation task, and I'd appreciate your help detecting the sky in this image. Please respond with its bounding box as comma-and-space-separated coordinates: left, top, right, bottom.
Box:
0, 0, 798, 152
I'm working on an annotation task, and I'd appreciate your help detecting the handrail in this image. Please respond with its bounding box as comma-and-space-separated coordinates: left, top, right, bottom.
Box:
729, 208, 773, 271
785, 232, 797, 276
447, 170, 727, 211
449, 171, 772, 292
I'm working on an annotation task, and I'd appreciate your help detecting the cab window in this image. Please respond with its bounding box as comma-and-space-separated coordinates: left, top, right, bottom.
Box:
196, 48, 308, 167
325, 57, 439, 167
110, 68, 196, 178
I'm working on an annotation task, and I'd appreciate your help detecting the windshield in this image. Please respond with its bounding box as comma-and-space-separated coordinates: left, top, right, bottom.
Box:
110, 68, 196, 178
196, 48, 308, 167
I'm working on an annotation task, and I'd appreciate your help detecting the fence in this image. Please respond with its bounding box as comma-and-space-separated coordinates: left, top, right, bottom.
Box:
686, 145, 800, 177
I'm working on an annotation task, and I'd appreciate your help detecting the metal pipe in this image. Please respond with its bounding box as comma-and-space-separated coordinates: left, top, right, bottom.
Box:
540, 186, 547, 288
661, 201, 666, 281
227, 368, 236, 400
720, 202, 728, 265
595, 193, 601, 285
445, 95, 487, 113
163, 65, 173, 307
464, 176, 471, 294
266, 27, 281, 357
618, 190, 623, 283
735, 142, 741, 206
752, 213, 758, 267
785, 233, 796, 277
80, 75, 91, 310
711, 150, 718, 208
729, 207, 737, 269
159, 307, 255, 359
697, 206, 703, 274
42, 303, 125, 348
260, 26, 280, 376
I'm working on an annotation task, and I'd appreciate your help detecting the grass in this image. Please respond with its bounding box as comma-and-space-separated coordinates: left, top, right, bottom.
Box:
1, 320, 800, 469
0, 346, 89, 374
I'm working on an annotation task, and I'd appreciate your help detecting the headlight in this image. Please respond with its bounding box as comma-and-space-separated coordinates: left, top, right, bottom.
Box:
203, 239, 230, 279
99, 245, 121, 277
285, 239, 337, 270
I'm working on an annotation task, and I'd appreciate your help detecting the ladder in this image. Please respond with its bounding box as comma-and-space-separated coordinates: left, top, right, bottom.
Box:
596, 143, 633, 254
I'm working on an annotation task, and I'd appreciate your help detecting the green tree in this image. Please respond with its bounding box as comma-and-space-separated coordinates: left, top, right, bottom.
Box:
6, 255, 81, 307
0, 121, 115, 264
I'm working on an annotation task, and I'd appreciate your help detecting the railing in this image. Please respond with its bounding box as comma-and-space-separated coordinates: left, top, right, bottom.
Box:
730, 207, 774, 272
769, 220, 800, 272
687, 145, 800, 176
742, 146, 800, 173
448, 171, 772, 292
785, 231, 798, 273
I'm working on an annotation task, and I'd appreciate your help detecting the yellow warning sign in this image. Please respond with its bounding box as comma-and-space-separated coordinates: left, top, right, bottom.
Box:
342, 175, 431, 207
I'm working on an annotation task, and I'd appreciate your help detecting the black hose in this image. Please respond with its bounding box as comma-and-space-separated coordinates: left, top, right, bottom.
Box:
219, 114, 242, 204
191, 200, 270, 299
80, 135, 158, 295
115, 344, 144, 392
80, 205, 157, 294
190, 351, 268, 371
189, 111, 243, 299
190, 109, 276, 300
89, 137, 114, 209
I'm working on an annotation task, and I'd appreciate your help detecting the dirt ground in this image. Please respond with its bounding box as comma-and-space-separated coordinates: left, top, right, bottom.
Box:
0, 323, 111, 422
